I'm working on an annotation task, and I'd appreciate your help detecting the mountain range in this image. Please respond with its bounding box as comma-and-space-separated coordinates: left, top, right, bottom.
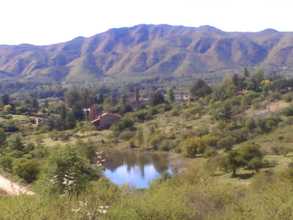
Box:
1, 24, 293, 82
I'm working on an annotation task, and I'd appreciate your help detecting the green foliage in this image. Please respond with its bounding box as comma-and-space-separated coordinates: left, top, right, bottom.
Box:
0, 128, 6, 146
166, 88, 175, 103
150, 90, 165, 106
190, 79, 212, 99
0, 155, 13, 172
181, 137, 206, 158
217, 135, 236, 150
112, 117, 134, 134
46, 146, 99, 195
13, 159, 40, 183
0, 94, 10, 106
223, 143, 264, 176
3, 104, 13, 113
282, 105, 293, 116
7, 135, 25, 152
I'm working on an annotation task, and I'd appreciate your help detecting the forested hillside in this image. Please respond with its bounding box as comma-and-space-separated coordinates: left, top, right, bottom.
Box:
1, 25, 293, 82
2, 69, 293, 219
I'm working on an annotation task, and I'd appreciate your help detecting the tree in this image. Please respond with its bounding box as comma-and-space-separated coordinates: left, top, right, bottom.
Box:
244, 67, 250, 78
217, 135, 236, 151
112, 118, 134, 134
224, 143, 264, 177
65, 111, 76, 129
190, 79, 212, 99
181, 137, 206, 158
13, 159, 40, 183
0, 128, 6, 147
32, 98, 39, 111
213, 102, 232, 121
3, 104, 13, 113
167, 88, 175, 103
48, 147, 98, 195
136, 128, 145, 147
97, 93, 104, 105
0, 156, 13, 172
72, 104, 84, 121
238, 143, 263, 171
8, 135, 25, 152
0, 94, 10, 106
150, 90, 165, 106
224, 150, 243, 177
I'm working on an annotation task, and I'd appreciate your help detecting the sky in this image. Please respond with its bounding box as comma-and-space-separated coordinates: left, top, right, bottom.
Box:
0, 0, 292, 45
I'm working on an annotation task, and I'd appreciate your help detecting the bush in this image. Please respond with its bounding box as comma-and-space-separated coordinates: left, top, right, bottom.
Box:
223, 143, 264, 176
135, 109, 153, 122
2, 120, 18, 132
0, 156, 13, 172
13, 159, 40, 183
119, 130, 135, 141
201, 134, 219, 148
47, 146, 99, 195
0, 128, 6, 146
282, 93, 293, 102
150, 91, 165, 106
158, 139, 175, 151
7, 135, 25, 152
149, 133, 165, 150
112, 118, 134, 134
217, 135, 237, 150
282, 105, 293, 116
181, 137, 206, 158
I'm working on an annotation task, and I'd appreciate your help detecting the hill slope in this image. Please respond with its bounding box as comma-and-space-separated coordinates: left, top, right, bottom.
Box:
1, 25, 293, 82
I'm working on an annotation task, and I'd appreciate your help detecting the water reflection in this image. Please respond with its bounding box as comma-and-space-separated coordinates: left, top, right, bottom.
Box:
103, 150, 173, 189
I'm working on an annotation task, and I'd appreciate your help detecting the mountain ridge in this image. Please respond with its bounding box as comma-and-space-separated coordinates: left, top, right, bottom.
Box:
1, 24, 293, 82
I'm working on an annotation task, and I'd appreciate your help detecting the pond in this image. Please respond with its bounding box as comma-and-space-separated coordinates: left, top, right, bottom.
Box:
103, 150, 174, 189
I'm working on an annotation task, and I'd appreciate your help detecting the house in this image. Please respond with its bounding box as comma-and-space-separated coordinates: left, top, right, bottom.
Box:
83, 104, 102, 121
31, 116, 48, 127
174, 92, 190, 102
91, 113, 121, 130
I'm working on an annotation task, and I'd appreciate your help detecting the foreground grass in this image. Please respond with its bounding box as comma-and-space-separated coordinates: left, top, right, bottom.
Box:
2, 160, 293, 220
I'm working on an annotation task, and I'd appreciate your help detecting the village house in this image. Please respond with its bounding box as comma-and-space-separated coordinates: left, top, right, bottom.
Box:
91, 112, 121, 130
83, 104, 102, 121
174, 91, 191, 102
84, 104, 121, 130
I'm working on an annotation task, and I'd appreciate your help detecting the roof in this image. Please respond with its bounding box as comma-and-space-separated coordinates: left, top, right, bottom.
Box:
91, 112, 121, 124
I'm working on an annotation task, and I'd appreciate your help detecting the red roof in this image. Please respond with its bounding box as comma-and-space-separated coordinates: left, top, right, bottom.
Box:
91, 112, 121, 124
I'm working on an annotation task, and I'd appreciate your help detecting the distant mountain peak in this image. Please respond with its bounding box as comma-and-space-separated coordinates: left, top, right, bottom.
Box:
197, 25, 223, 33
261, 28, 279, 34
0, 24, 293, 83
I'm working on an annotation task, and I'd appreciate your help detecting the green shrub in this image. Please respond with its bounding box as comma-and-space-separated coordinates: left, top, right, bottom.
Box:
13, 159, 40, 183
0, 128, 6, 146
282, 105, 293, 116
181, 137, 206, 158
112, 118, 134, 134
46, 146, 99, 195
0, 156, 13, 172
217, 135, 237, 150
119, 130, 135, 141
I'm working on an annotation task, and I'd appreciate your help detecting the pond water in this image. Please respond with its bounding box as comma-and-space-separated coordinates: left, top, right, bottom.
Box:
103, 150, 173, 189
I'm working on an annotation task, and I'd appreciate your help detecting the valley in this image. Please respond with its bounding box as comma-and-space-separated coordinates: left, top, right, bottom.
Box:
2, 69, 293, 219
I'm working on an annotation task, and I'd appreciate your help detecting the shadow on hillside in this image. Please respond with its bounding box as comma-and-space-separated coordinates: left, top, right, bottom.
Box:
235, 173, 254, 179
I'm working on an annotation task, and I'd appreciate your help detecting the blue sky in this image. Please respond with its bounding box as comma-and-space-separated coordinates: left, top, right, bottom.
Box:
0, 0, 292, 45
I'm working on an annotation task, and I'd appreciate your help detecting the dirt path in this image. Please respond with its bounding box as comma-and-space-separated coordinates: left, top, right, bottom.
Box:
0, 175, 34, 195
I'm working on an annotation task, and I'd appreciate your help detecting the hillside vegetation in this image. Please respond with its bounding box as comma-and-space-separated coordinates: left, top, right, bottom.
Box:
1, 25, 293, 82
2, 69, 293, 219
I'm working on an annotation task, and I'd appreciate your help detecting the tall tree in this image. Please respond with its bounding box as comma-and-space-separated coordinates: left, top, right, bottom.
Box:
167, 88, 175, 103
0, 128, 6, 147
190, 79, 212, 99
1, 94, 10, 106
150, 90, 165, 106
